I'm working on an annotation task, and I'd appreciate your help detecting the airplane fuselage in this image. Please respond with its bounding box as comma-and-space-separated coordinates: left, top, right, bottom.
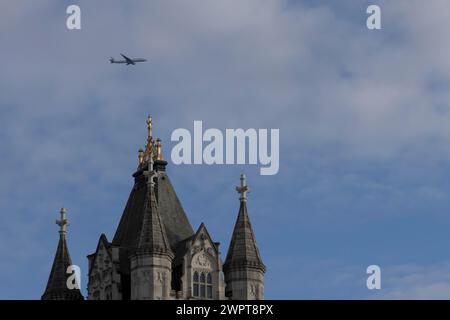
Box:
109, 54, 147, 65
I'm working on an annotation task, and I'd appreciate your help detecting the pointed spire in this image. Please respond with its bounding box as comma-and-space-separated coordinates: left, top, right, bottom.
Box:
224, 175, 265, 272
136, 160, 173, 258
42, 208, 83, 300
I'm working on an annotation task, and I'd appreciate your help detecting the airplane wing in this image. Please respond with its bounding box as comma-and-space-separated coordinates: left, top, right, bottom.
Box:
120, 54, 133, 64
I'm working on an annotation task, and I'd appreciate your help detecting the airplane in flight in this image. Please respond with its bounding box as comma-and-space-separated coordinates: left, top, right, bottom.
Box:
109, 53, 147, 65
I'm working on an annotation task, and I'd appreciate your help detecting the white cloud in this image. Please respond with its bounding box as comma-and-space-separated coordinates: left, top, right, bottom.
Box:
374, 263, 450, 299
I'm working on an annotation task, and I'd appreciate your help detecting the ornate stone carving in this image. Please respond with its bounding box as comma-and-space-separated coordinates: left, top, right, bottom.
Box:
192, 245, 202, 254
206, 247, 215, 257
194, 251, 212, 268
250, 284, 256, 296
142, 271, 151, 284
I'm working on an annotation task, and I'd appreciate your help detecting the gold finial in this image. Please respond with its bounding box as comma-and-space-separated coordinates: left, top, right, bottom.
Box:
155, 138, 163, 160
138, 148, 144, 165
144, 115, 154, 162
146, 115, 153, 141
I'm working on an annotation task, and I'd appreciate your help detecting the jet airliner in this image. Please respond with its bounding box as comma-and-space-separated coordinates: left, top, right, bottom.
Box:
109, 54, 147, 65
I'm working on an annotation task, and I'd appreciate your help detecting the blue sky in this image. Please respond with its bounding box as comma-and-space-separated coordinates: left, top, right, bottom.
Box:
1, 0, 450, 299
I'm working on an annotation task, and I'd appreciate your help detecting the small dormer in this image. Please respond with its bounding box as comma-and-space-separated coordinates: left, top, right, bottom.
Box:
180, 223, 225, 300
87, 234, 118, 300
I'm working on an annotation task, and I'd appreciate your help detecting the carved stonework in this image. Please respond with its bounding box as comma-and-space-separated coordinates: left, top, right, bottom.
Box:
193, 251, 212, 269
157, 271, 163, 283
192, 246, 202, 254
142, 271, 151, 284
206, 247, 215, 257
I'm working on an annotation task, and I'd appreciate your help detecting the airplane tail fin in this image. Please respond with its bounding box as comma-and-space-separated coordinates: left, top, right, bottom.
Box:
109, 57, 114, 63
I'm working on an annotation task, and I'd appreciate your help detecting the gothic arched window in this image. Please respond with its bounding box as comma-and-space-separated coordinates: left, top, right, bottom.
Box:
193, 272, 199, 297
200, 273, 206, 297
193, 271, 213, 299
207, 273, 213, 298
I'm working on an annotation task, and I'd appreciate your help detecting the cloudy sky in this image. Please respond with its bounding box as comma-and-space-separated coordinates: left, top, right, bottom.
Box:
1, 0, 450, 299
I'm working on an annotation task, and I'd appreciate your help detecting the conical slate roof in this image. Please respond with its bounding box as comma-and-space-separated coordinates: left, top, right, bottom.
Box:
224, 175, 265, 272
135, 170, 173, 257
110, 117, 193, 275
42, 209, 83, 300
112, 116, 193, 252
112, 162, 194, 251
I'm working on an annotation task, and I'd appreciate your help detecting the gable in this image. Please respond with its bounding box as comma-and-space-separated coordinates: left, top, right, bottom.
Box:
88, 234, 112, 277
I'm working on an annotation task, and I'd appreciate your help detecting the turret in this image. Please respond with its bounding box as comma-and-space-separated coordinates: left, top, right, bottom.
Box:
223, 175, 266, 300
42, 208, 84, 300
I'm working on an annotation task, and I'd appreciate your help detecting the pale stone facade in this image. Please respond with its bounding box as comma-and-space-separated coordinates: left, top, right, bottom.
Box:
86, 201, 233, 300
130, 254, 173, 300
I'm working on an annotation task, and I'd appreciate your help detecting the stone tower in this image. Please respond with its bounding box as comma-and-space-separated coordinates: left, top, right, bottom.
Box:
129, 158, 174, 299
223, 174, 266, 300
83, 116, 265, 300
42, 208, 84, 300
